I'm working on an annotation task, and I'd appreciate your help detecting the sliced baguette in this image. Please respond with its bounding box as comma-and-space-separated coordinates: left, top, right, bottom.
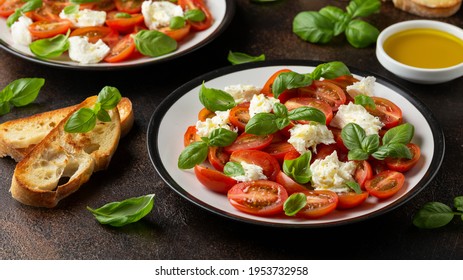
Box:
393, 0, 462, 17
10, 96, 121, 208
0, 97, 133, 162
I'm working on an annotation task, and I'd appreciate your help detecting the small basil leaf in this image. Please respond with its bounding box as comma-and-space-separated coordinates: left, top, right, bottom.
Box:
178, 141, 208, 169
208, 128, 238, 147
223, 162, 245, 177
198, 83, 236, 112
346, 0, 381, 18
245, 113, 279, 135
70, 0, 100, 4
30, 32, 70, 58
275, 117, 290, 130
272, 71, 313, 98
0, 101, 11, 116
413, 202, 455, 229
87, 194, 155, 227
319, 6, 351, 36
63, 4, 79, 15
170, 16, 186, 29
288, 107, 326, 124
284, 193, 307, 216
354, 94, 376, 109
115, 12, 132, 18
345, 181, 362, 194
64, 108, 97, 133
345, 19, 380, 48
382, 123, 414, 145
313, 61, 351, 80
6, 78, 45, 107
454, 196, 463, 212
293, 11, 334, 44
184, 9, 206, 22
283, 151, 311, 184
361, 134, 379, 154
6, 10, 21, 27
97, 86, 122, 110
227, 51, 265, 65
341, 123, 366, 150
372, 143, 412, 160
348, 148, 369, 161
273, 102, 288, 118
96, 108, 111, 122
133, 30, 177, 57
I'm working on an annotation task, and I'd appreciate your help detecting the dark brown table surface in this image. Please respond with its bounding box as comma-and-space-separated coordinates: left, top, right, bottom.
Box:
1, 0, 462, 260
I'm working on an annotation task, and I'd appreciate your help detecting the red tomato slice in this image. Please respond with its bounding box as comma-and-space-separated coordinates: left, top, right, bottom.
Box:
28, 20, 71, 39
30, 2, 66, 22
106, 12, 144, 34
227, 180, 288, 216
228, 102, 250, 132
178, 0, 213, 31
115, 0, 143, 13
158, 22, 191, 41
329, 127, 348, 153
354, 160, 373, 189
324, 75, 360, 92
183, 125, 200, 147
70, 26, 119, 44
194, 165, 237, 194
284, 97, 333, 125
275, 171, 309, 195
385, 143, 421, 172
283, 150, 301, 161
296, 190, 338, 219
261, 69, 298, 102
104, 34, 136, 63
312, 144, 337, 162
224, 133, 273, 154
207, 146, 229, 172
365, 170, 405, 199
230, 150, 281, 181
262, 141, 297, 163
0, 0, 23, 17
366, 97, 403, 129
298, 80, 347, 111
81, 0, 116, 11
337, 191, 369, 209
198, 107, 215, 121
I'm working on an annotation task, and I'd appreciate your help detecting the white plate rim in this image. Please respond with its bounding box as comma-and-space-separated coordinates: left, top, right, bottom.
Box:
0, 0, 235, 70
147, 60, 445, 228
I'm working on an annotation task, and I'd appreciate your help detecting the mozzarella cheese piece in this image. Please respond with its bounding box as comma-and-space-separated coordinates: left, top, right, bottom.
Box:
231, 162, 267, 182
60, 9, 106, 28
195, 110, 233, 138
249, 94, 280, 117
310, 151, 356, 193
224, 84, 262, 104
68, 37, 110, 64
330, 102, 384, 135
142, 0, 184, 30
11, 16, 33, 46
288, 123, 335, 154
346, 76, 376, 97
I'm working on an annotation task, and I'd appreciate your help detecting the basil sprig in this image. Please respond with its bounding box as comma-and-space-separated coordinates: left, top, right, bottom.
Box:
0, 78, 45, 115
245, 102, 326, 135
178, 128, 238, 169
283, 151, 312, 184
169, 9, 205, 29
284, 193, 307, 216
292, 0, 381, 48
30, 30, 70, 58
272, 61, 350, 97
87, 194, 155, 227
6, 0, 42, 27
227, 51, 265, 65
64, 86, 122, 133
413, 196, 463, 229
199, 82, 236, 112
133, 30, 177, 57
341, 122, 414, 161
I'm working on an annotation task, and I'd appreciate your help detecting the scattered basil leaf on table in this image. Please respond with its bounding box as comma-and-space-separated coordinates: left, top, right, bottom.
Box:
133, 30, 177, 57
87, 194, 155, 227
284, 193, 307, 216
345, 19, 380, 49
30, 31, 71, 58
283, 152, 312, 184
413, 202, 457, 229
293, 11, 334, 44
346, 0, 381, 18
0, 78, 45, 116
6, 0, 43, 27
455, 196, 463, 212
199, 82, 236, 112
319, 6, 351, 36
227, 51, 265, 65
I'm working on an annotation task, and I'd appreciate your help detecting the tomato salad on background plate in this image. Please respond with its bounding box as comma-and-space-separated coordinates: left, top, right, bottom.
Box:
0, 0, 233, 69
147, 60, 444, 227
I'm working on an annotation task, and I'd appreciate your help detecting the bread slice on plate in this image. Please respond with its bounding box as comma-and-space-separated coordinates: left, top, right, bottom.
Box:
393, 0, 462, 17
10, 96, 121, 208
0, 97, 133, 162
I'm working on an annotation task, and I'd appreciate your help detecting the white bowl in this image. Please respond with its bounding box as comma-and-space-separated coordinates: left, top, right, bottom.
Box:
376, 20, 463, 84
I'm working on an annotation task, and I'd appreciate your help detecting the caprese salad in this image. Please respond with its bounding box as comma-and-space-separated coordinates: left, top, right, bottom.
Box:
178, 61, 421, 219
0, 0, 213, 64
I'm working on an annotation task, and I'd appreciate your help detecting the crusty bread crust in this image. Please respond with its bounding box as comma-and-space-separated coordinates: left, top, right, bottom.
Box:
393, 0, 462, 17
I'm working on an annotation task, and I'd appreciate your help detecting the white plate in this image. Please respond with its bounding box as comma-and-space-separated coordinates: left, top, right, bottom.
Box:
0, 0, 234, 70
147, 60, 445, 227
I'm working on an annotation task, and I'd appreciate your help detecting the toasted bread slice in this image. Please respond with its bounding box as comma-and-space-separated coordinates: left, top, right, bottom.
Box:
0, 97, 133, 162
393, 0, 462, 17
10, 96, 121, 208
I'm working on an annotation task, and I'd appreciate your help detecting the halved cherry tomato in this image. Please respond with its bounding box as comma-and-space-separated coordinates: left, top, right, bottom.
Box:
365, 170, 405, 199
275, 171, 309, 194
366, 97, 402, 129
104, 34, 136, 63
324, 75, 359, 92
81, 0, 116, 11
385, 143, 421, 172
230, 150, 281, 181
28, 20, 71, 39
106, 12, 144, 34
354, 160, 373, 189
30, 2, 67, 22
224, 133, 273, 154
284, 97, 333, 125
178, 0, 213, 31
184, 125, 200, 147
227, 180, 288, 216
198, 107, 215, 121
70, 26, 119, 45
194, 165, 237, 194
295, 190, 338, 219
330, 127, 348, 153
284, 150, 301, 161
369, 158, 388, 175
115, 0, 143, 13
312, 144, 337, 162
262, 141, 297, 163
159, 22, 191, 41
228, 102, 250, 132
298, 80, 347, 111
207, 146, 229, 172
337, 191, 369, 209
261, 69, 298, 102
0, 0, 24, 17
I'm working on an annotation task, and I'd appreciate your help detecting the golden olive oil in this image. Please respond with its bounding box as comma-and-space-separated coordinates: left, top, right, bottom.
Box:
383, 28, 463, 68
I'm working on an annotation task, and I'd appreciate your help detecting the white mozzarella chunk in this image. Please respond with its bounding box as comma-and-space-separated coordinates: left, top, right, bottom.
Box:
60, 9, 106, 28
142, 0, 184, 30
195, 110, 233, 138
231, 162, 268, 182
310, 151, 357, 193
346, 76, 376, 97
288, 123, 335, 154
330, 102, 384, 135
249, 94, 280, 118
11, 16, 33, 46
224, 84, 262, 104
68, 37, 110, 64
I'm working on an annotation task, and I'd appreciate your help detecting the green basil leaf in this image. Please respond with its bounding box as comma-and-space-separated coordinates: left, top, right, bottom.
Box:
6, 10, 21, 27
341, 123, 366, 150
170, 16, 186, 29
63, 4, 79, 15
454, 196, 463, 212
208, 128, 238, 147
354, 94, 376, 109
245, 113, 279, 135
346, 0, 381, 18
87, 194, 155, 227
319, 6, 351, 36
96, 108, 111, 122
382, 123, 414, 145
227, 51, 265, 65
345, 19, 380, 48
293, 11, 334, 44
133, 30, 177, 57
272, 71, 313, 98
283, 151, 311, 184
0, 101, 11, 116
198, 82, 236, 112
7, 78, 45, 107
284, 193, 307, 216
70, 0, 99, 4
97, 86, 122, 110
64, 108, 97, 133
184, 9, 206, 22
311, 61, 351, 80
361, 134, 379, 154
348, 148, 369, 161
372, 143, 411, 160
345, 181, 362, 194
178, 141, 208, 169
6, 0, 43, 27
288, 107, 326, 124
115, 12, 132, 19
275, 117, 290, 130
30, 32, 70, 58
413, 202, 455, 229
223, 162, 245, 177
272, 102, 288, 118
